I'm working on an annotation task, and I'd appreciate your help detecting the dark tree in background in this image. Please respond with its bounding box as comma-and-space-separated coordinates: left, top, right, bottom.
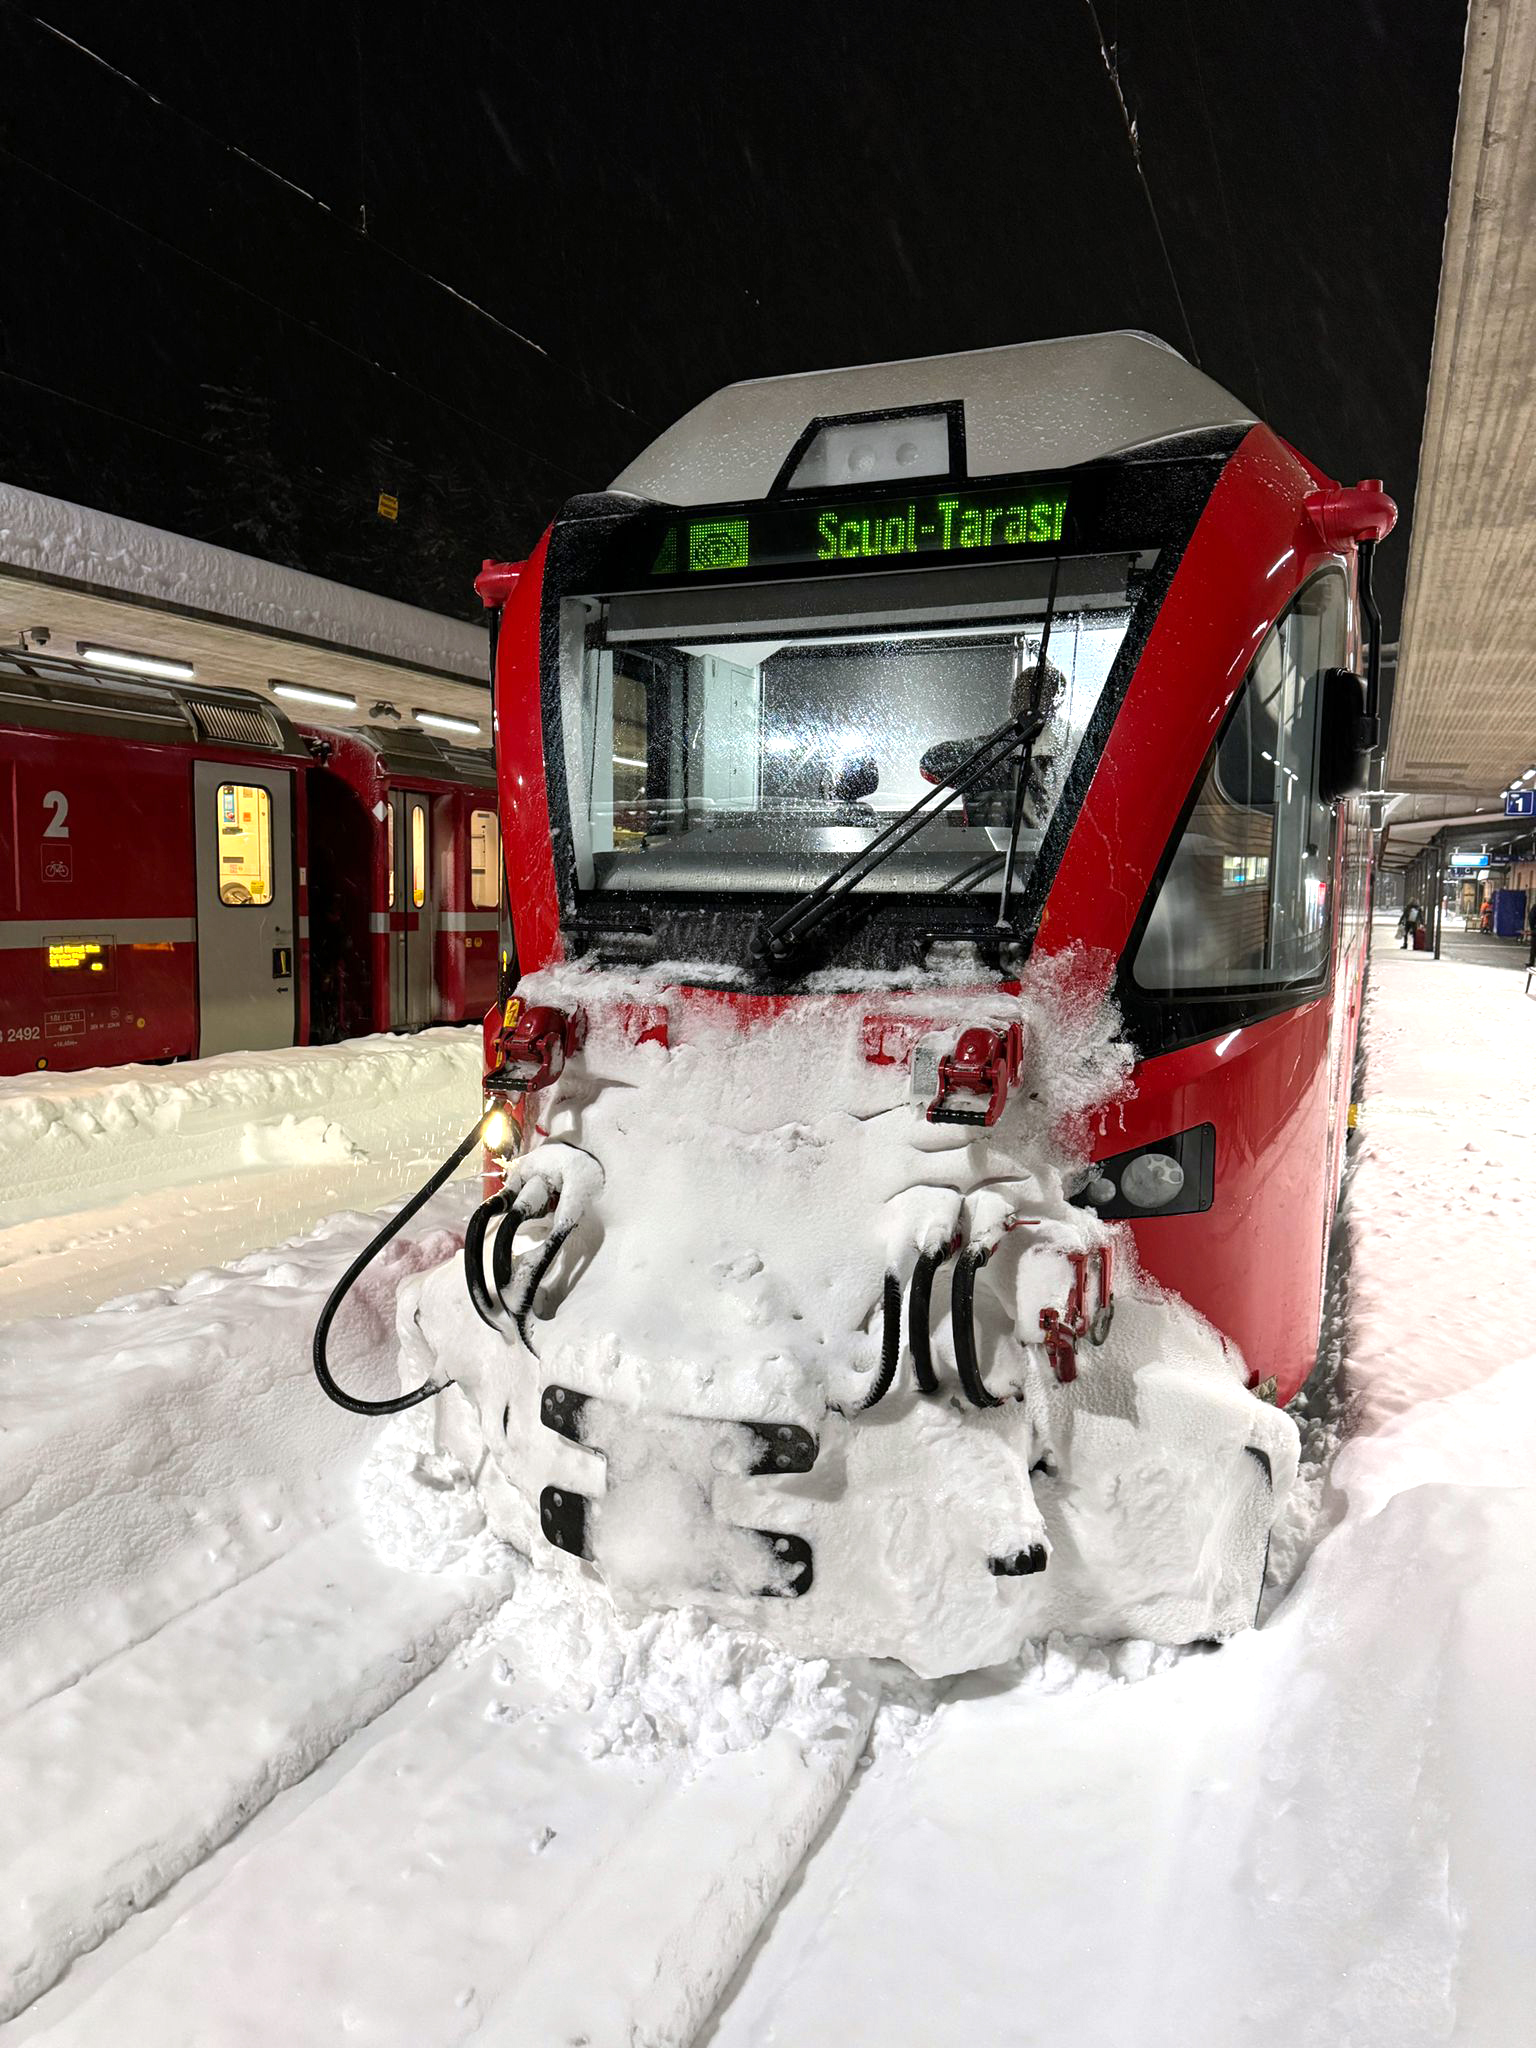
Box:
0, 2, 1466, 625
191, 384, 304, 562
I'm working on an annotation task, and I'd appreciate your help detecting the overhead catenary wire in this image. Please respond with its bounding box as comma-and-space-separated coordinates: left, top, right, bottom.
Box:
0, 138, 590, 488
8, 2, 646, 424
0, 362, 228, 463
1080, 0, 1202, 369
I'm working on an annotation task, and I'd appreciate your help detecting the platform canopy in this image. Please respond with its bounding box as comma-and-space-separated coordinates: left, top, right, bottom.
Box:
0, 480, 492, 745
1386, 0, 1536, 803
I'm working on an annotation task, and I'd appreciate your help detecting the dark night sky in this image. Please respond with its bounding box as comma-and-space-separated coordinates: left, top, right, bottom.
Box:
0, 2, 1466, 633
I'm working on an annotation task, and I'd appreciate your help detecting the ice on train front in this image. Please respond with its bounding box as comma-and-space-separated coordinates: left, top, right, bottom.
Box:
320, 332, 1400, 1676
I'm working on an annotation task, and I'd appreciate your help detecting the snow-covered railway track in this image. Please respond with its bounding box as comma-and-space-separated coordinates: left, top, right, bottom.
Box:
12, 1608, 873, 2048
0, 1525, 507, 2024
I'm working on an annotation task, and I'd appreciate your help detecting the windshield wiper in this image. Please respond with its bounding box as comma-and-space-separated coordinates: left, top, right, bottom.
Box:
748, 703, 1049, 973
749, 559, 1064, 975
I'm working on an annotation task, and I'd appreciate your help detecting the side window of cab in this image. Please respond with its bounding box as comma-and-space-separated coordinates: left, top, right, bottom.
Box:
1133, 571, 1348, 998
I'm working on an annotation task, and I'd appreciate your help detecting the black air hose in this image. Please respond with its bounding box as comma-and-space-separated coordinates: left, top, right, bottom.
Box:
465, 1180, 567, 1348
852, 1273, 903, 1412
312, 1122, 484, 1416
908, 1238, 958, 1395
952, 1241, 1006, 1409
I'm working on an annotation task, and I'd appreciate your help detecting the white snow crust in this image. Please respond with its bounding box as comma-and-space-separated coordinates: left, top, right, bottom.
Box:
4, 929, 1531, 2046
411, 951, 1297, 1676
0, 478, 487, 678
0, 1027, 482, 1320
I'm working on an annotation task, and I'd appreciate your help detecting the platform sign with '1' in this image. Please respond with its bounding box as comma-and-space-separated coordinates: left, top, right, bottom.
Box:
1505, 791, 1535, 818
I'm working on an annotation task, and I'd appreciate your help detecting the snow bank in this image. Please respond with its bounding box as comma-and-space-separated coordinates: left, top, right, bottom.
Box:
0, 478, 487, 679
0, 1028, 483, 1320
0, 1027, 480, 1229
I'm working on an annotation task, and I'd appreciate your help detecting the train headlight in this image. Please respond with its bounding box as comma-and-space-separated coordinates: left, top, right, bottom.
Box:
1070, 1124, 1215, 1221
783, 407, 957, 491
1118, 1152, 1186, 1209
482, 1106, 513, 1154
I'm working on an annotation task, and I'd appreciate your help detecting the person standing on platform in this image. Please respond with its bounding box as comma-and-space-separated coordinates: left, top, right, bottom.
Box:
1397, 901, 1423, 949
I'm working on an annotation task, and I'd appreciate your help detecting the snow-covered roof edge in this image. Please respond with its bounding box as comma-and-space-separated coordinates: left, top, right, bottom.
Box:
610, 330, 1256, 508
0, 479, 487, 682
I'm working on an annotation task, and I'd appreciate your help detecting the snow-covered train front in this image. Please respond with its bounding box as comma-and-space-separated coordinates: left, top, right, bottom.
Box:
334, 331, 1395, 1677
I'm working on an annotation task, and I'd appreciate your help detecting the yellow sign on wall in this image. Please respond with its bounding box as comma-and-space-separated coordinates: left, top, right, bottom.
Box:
377, 491, 399, 521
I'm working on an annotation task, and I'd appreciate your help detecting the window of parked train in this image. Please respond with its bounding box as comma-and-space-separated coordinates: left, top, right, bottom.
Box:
215, 784, 274, 907
470, 809, 501, 908
387, 805, 395, 909
1133, 571, 1346, 993
410, 802, 427, 910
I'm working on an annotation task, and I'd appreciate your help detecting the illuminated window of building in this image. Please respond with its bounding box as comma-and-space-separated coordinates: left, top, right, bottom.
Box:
216, 784, 274, 906
410, 802, 427, 910
387, 804, 396, 908
470, 809, 501, 908
1221, 854, 1271, 889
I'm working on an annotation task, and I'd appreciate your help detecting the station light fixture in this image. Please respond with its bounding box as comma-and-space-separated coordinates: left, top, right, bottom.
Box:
78, 643, 195, 682
270, 680, 358, 711
415, 707, 482, 736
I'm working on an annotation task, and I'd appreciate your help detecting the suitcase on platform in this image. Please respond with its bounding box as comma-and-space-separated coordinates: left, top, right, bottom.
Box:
1413, 925, 1430, 950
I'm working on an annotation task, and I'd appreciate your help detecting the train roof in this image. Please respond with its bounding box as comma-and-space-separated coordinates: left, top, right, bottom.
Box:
0, 646, 305, 753
303, 721, 496, 788
609, 330, 1256, 508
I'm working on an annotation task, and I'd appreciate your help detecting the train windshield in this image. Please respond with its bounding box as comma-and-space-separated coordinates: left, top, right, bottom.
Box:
564, 552, 1140, 900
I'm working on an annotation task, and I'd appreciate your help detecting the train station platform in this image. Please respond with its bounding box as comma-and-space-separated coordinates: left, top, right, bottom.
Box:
1432, 926, 1533, 973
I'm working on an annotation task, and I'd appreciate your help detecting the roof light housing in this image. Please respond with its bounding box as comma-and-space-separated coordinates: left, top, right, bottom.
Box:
779, 405, 961, 494
78, 643, 194, 681
415, 708, 482, 736
271, 681, 358, 711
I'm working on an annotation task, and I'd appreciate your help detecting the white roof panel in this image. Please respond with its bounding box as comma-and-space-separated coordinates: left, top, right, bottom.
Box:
610, 330, 1254, 506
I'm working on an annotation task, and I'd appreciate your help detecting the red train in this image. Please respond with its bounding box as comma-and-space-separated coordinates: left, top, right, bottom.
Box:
0, 649, 500, 1074
315, 331, 1395, 1665
476, 330, 1391, 1411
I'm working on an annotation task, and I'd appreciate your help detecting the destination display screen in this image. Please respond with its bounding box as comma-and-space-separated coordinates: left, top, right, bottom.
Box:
639, 483, 1075, 583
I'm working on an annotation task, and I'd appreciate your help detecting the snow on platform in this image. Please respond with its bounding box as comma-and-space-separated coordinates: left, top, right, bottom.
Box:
3, 942, 1533, 2045
0, 1029, 482, 1321
702, 940, 1536, 2047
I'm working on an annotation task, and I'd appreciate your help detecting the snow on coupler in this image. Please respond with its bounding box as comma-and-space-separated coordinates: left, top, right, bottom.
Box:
402, 961, 1298, 1682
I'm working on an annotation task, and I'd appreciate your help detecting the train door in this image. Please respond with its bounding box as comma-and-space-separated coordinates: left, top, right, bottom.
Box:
388, 787, 436, 1027
192, 762, 297, 1055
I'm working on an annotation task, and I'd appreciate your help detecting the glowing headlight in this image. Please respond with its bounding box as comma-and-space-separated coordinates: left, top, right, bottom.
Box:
1119, 1152, 1186, 1209
482, 1107, 512, 1154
